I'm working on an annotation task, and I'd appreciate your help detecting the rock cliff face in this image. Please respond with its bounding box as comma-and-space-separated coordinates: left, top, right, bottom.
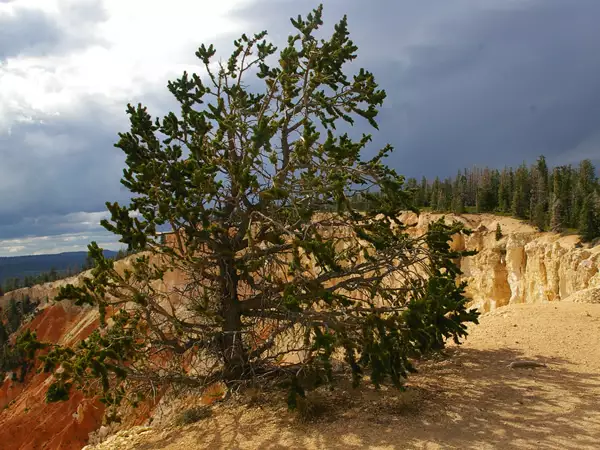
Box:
399, 212, 600, 311
1, 212, 599, 449
0, 293, 105, 449
0, 269, 157, 450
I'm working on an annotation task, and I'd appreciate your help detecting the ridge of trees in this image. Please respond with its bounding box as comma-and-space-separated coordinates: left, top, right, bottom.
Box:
0, 248, 137, 295
402, 156, 600, 241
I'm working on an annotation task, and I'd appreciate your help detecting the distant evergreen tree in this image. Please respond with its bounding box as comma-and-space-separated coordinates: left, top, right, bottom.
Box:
0, 296, 41, 381
573, 160, 595, 224
497, 168, 512, 212
579, 194, 599, 241
511, 163, 530, 219
550, 167, 565, 233
430, 177, 441, 211
495, 223, 503, 241
420, 176, 429, 207
593, 190, 600, 236
436, 186, 448, 211
578, 160, 596, 194
531, 155, 549, 230
550, 196, 564, 233
406, 177, 419, 206
438, 178, 452, 211
12, 278, 20, 290
476, 168, 496, 213
452, 171, 466, 214
562, 165, 576, 227
7, 299, 21, 334
0, 321, 8, 348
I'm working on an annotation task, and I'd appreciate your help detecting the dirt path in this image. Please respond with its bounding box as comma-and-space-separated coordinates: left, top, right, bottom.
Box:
88, 301, 600, 449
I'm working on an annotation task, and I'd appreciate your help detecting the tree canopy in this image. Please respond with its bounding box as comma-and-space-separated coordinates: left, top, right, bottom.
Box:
36, 5, 479, 417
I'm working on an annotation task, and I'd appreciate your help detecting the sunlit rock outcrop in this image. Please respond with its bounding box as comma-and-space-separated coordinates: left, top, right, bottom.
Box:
1, 212, 599, 449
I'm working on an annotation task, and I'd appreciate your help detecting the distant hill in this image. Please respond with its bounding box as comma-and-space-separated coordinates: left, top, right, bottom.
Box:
0, 250, 117, 287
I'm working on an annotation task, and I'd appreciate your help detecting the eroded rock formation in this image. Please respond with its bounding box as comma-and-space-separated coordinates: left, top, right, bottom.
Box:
399, 212, 600, 311
1, 212, 599, 449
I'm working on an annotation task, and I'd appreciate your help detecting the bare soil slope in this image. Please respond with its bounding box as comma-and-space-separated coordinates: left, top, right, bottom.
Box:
87, 301, 600, 450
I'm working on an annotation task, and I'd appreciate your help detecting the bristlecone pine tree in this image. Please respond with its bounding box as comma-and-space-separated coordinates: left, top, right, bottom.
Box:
33, 5, 479, 416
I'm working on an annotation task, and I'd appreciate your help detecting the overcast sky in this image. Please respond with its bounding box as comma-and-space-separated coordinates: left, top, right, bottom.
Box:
1, 0, 599, 256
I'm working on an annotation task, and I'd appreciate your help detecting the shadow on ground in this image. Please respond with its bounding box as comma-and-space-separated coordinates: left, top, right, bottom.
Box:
411, 347, 600, 449
130, 346, 600, 449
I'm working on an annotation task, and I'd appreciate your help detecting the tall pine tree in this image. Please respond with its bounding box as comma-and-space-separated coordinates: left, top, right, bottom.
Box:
511, 163, 530, 219
531, 155, 549, 230
550, 166, 565, 232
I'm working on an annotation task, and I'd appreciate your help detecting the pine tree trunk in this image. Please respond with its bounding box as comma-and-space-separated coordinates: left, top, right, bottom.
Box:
218, 255, 246, 380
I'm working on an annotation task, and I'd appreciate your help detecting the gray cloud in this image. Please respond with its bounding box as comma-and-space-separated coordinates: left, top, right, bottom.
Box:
0, 210, 109, 240
3, 0, 600, 252
0, 231, 123, 257
230, 0, 600, 177
383, 0, 600, 176
0, 211, 124, 256
0, 1, 107, 60
0, 99, 128, 228
0, 8, 60, 59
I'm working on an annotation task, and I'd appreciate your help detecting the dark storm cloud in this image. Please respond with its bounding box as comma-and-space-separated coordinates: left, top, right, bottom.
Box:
0, 1, 107, 60
0, 8, 60, 59
0, 211, 109, 240
4, 0, 600, 249
0, 98, 129, 233
230, 0, 600, 177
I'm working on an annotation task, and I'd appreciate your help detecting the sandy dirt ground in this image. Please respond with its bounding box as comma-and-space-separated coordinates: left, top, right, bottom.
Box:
88, 301, 600, 450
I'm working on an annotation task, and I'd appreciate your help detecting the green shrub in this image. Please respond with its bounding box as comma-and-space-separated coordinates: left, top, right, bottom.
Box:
175, 406, 212, 425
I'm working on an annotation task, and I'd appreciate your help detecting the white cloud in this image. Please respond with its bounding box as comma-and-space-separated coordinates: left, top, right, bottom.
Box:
0, 0, 253, 130
0, 0, 256, 254
0, 210, 111, 240
0, 230, 122, 256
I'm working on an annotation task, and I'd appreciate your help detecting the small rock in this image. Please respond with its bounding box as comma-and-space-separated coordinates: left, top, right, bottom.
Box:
507, 360, 547, 369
